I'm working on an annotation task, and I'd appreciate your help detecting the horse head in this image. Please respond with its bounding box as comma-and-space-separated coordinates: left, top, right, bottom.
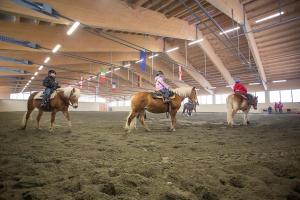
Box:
59, 87, 80, 108
189, 87, 199, 105
69, 87, 80, 108
253, 96, 258, 110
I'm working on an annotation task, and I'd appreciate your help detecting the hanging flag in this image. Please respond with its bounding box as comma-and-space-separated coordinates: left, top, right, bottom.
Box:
140, 50, 146, 71
179, 66, 182, 81
79, 76, 83, 88
137, 75, 142, 87
111, 81, 117, 93
99, 71, 106, 84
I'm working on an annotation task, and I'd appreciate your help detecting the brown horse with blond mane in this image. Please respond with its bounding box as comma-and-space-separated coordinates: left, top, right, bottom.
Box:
226, 93, 258, 126
125, 87, 198, 132
21, 87, 80, 132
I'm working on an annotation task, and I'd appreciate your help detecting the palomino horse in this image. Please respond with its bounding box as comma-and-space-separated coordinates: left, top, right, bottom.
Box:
21, 87, 80, 132
182, 100, 199, 116
125, 87, 198, 132
226, 93, 258, 126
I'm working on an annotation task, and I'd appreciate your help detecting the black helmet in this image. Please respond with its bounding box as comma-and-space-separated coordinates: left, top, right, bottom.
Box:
48, 69, 56, 75
156, 71, 164, 76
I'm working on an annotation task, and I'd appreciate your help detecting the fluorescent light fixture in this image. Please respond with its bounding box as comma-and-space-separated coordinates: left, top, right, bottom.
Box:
93, 76, 97, 79
219, 26, 240, 35
31, 76, 35, 80
38, 65, 44, 70
249, 82, 260, 85
105, 71, 111, 74
114, 67, 120, 71
256, 12, 284, 23
209, 86, 216, 89
34, 72, 38, 76
226, 85, 232, 88
188, 38, 204, 46
272, 80, 287, 83
28, 80, 31, 83
123, 64, 131, 68
166, 47, 179, 53
44, 57, 50, 63
87, 78, 91, 81
135, 59, 144, 63
148, 53, 159, 59
52, 44, 61, 53
67, 21, 80, 35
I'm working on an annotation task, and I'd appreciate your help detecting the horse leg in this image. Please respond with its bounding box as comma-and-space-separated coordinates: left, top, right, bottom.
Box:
243, 111, 250, 125
227, 108, 237, 126
139, 110, 151, 132
169, 110, 177, 132
36, 109, 43, 130
63, 110, 72, 132
21, 109, 34, 130
49, 111, 56, 132
125, 111, 138, 132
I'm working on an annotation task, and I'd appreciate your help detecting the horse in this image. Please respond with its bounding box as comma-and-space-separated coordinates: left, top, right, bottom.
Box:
21, 87, 80, 132
182, 101, 198, 116
226, 93, 258, 126
125, 87, 198, 132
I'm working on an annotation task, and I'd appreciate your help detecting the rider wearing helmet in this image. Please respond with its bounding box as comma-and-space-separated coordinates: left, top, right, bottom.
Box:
155, 71, 171, 102
233, 79, 247, 96
41, 69, 60, 108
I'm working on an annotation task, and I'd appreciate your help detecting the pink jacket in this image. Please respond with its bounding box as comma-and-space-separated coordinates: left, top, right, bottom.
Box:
155, 75, 169, 90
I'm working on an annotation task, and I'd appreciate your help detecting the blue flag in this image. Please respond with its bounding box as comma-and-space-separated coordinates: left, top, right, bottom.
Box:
140, 50, 146, 71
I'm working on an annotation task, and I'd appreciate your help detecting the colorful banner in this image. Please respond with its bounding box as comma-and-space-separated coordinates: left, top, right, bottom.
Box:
179, 66, 182, 81
140, 50, 146, 71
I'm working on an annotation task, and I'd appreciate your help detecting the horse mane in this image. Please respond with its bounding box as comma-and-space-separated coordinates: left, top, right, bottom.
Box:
57, 87, 80, 99
172, 87, 194, 98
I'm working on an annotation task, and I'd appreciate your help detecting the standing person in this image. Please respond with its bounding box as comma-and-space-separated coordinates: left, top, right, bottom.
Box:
274, 102, 278, 113
268, 105, 272, 114
155, 71, 171, 102
41, 69, 60, 108
278, 101, 283, 113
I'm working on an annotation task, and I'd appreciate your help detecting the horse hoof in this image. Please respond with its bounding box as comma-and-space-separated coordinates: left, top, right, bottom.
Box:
247, 121, 250, 125
145, 128, 151, 132
49, 128, 54, 133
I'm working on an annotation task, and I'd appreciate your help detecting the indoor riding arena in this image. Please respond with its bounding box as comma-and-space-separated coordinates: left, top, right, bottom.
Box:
0, 0, 300, 200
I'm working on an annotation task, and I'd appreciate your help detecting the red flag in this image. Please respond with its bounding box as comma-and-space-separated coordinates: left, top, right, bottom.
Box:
99, 72, 106, 84
179, 66, 182, 80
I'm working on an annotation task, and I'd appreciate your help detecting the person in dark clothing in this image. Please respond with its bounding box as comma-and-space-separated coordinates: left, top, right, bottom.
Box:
41, 69, 60, 108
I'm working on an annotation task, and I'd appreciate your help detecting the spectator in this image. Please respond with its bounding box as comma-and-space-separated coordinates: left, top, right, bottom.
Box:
278, 101, 283, 113
268, 105, 272, 114
274, 102, 278, 113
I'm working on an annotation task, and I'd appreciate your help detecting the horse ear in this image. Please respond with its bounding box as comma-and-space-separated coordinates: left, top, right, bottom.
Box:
71, 88, 75, 94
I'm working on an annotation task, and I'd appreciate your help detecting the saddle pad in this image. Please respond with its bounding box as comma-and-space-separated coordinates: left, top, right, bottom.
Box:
151, 92, 175, 99
33, 91, 57, 100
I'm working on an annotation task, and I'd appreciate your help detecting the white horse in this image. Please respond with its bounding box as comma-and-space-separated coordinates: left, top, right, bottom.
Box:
226, 93, 258, 126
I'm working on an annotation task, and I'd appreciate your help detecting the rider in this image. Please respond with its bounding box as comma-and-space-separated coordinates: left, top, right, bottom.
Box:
233, 79, 247, 97
41, 69, 60, 108
155, 71, 171, 102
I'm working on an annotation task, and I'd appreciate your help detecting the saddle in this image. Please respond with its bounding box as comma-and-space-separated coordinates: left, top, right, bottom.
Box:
151, 91, 175, 100
33, 91, 57, 100
235, 92, 254, 105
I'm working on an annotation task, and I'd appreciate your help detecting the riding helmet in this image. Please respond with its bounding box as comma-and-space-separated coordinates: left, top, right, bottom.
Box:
235, 79, 240, 83
48, 69, 56, 75
156, 71, 164, 76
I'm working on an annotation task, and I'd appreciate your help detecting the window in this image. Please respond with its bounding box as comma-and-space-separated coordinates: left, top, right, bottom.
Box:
109, 101, 117, 107
125, 100, 131, 106
215, 94, 228, 104
292, 89, 300, 102
96, 96, 106, 103
280, 90, 292, 103
198, 95, 213, 104
250, 91, 265, 103
270, 91, 280, 103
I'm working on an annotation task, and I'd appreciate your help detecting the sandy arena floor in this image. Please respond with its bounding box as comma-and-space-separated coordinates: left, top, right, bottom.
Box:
0, 111, 299, 200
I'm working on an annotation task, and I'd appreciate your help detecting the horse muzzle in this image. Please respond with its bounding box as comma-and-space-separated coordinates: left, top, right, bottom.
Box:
72, 103, 78, 109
